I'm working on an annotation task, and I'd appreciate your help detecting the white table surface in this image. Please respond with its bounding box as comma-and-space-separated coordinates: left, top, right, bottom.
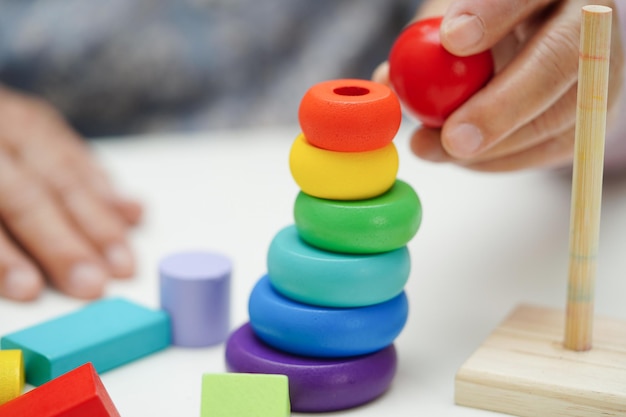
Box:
1, 124, 625, 416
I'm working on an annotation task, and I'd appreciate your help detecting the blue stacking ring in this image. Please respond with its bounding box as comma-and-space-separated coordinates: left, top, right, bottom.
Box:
267, 225, 410, 307
248, 275, 409, 358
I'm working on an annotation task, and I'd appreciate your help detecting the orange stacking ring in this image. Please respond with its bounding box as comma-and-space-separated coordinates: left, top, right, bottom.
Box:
289, 133, 398, 200
298, 79, 402, 152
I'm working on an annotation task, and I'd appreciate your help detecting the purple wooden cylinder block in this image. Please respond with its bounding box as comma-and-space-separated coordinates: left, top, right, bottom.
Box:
159, 250, 231, 347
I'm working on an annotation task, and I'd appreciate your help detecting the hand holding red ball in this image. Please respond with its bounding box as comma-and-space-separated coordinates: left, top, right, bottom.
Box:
376, 0, 624, 172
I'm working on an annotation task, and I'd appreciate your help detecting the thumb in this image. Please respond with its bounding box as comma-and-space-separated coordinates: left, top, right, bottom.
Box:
440, 0, 556, 56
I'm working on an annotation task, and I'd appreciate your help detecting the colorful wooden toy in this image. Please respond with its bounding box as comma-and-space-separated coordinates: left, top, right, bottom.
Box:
248, 275, 408, 357
289, 133, 398, 200
160, 250, 231, 347
456, 305, 626, 416
0, 362, 120, 417
0, 350, 24, 405
294, 179, 422, 254
227, 77, 417, 412
298, 78, 401, 152
455, 7, 626, 417
1, 297, 170, 386
200, 372, 289, 417
267, 225, 410, 307
226, 323, 397, 413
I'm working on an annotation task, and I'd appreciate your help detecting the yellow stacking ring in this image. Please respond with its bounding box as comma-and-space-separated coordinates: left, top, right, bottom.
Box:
289, 133, 398, 200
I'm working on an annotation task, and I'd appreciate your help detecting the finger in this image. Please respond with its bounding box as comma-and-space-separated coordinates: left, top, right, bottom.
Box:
372, 61, 390, 86
0, 226, 44, 301
60, 156, 144, 226
424, 84, 577, 164
33, 129, 144, 226
440, 0, 555, 56
23, 147, 137, 276
0, 88, 143, 225
463, 129, 576, 172
412, 83, 575, 167
70, 156, 144, 224
60, 183, 136, 278
410, 127, 450, 162
441, 2, 580, 159
474, 84, 577, 160
112, 199, 144, 226
0, 149, 108, 299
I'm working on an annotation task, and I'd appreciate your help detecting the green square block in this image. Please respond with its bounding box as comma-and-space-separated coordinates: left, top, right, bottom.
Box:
201, 373, 290, 417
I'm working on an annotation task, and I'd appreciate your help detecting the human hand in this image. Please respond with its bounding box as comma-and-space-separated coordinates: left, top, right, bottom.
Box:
374, 0, 624, 171
0, 85, 142, 301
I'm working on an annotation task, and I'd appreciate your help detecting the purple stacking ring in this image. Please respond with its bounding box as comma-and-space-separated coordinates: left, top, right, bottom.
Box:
225, 322, 397, 412
159, 250, 231, 347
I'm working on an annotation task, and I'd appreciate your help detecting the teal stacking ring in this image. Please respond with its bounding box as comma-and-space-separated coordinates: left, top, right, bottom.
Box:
267, 225, 410, 307
294, 180, 422, 254
248, 275, 408, 358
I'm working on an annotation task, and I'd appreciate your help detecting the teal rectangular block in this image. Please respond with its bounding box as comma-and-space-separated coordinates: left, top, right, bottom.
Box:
1, 297, 170, 386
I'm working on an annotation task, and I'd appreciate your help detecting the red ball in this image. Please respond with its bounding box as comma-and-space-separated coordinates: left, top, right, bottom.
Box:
298, 79, 402, 152
389, 17, 494, 128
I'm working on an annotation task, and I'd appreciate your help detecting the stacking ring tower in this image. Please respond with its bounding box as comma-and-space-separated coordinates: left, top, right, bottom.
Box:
225, 79, 422, 412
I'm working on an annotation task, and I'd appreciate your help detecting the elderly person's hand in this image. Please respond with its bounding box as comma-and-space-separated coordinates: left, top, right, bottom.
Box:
0, 85, 142, 301
374, 0, 624, 171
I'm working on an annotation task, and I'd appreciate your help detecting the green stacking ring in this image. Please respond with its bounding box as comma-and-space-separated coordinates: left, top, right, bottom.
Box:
294, 179, 422, 254
267, 225, 410, 307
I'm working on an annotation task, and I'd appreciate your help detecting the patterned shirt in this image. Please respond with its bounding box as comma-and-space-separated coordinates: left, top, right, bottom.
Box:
0, 0, 417, 137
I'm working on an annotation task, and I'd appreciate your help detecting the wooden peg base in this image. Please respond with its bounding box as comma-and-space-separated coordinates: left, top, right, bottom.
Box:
455, 304, 626, 417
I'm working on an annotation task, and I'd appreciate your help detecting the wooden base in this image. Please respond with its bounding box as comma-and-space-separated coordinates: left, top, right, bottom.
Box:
455, 304, 626, 417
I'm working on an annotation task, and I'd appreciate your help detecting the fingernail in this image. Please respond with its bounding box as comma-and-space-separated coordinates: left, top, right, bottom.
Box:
106, 243, 134, 276
4, 268, 40, 300
446, 123, 483, 156
68, 262, 107, 298
442, 14, 484, 51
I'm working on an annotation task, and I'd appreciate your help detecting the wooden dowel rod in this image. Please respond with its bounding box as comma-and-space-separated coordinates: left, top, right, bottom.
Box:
564, 5, 612, 352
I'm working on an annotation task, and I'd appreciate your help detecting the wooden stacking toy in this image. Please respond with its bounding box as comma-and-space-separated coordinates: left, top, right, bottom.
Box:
225, 79, 422, 412
455, 6, 626, 416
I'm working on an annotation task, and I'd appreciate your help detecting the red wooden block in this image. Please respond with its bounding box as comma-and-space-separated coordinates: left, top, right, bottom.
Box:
0, 362, 120, 417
